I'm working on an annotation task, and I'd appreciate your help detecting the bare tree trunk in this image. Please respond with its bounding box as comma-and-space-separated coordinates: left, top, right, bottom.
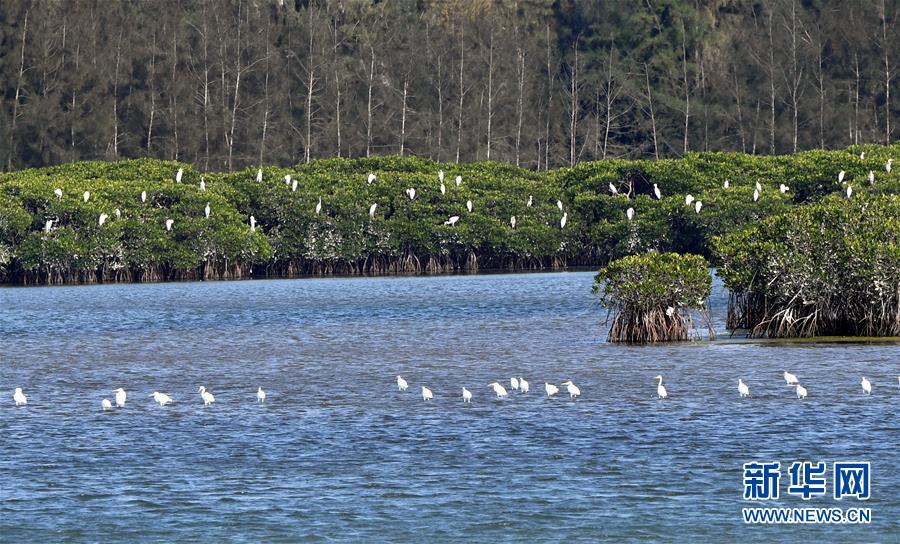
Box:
226, 0, 243, 171
881, 0, 891, 143
399, 78, 408, 156
515, 43, 525, 167
259, 21, 270, 165
436, 54, 443, 161
568, 38, 579, 167
486, 30, 494, 161
171, 24, 180, 161
768, 10, 776, 154
733, 67, 746, 153
366, 45, 375, 158
752, 99, 760, 154
147, 31, 157, 156
681, 21, 690, 154
644, 64, 659, 160
456, 25, 465, 164
544, 23, 552, 170
855, 53, 861, 145
200, 4, 211, 170
112, 33, 122, 158
7, 8, 28, 171
788, 0, 800, 153
71, 43, 80, 159
602, 43, 615, 159
332, 19, 343, 157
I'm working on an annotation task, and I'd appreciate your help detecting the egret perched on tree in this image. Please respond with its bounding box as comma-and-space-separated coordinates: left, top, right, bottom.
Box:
256, 168, 263, 182
257, 386, 266, 403
115, 208, 121, 219
44, 219, 53, 234
406, 188, 416, 200
527, 195, 533, 207
723, 179, 730, 189
440, 182, 446, 195
846, 185, 853, 198
886, 158, 892, 173
83, 191, 91, 203
510, 377, 520, 391
694, 201, 703, 214
13, 387, 27, 406
753, 188, 760, 202
860, 150, 866, 160
316, 197, 322, 214
198, 386, 215, 406
755, 181, 762, 192
200, 178, 206, 191
489, 382, 508, 398
249, 216, 257, 232
666, 306, 675, 317
397, 375, 408, 391
368, 172, 377, 184
54, 188, 63, 200
175, 168, 183, 183
165, 219, 174, 231
779, 184, 789, 193
519, 378, 529, 393
838, 170, 845, 183
421, 386, 433, 401
101, 399, 112, 411
292, 179, 298, 192
455, 175, 462, 187
655, 375, 668, 399
560, 213, 568, 229
685, 194, 694, 206
205, 202, 211, 218
284, 174, 291, 185
462, 387, 472, 403
114, 388, 126, 407
510, 216, 516, 229
561, 380, 581, 398
557, 199, 564, 211
738, 379, 750, 398
438, 170, 444, 183
141, 191, 147, 203
466, 199, 473, 213
369, 203, 378, 218
626, 207, 634, 220
545, 383, 559, 397
795, 384, 807, 399
609, 182, 618, 195
150, 392, 173, 406
869, 170, 875, 184
444, 215, 460, 226
783, 371, 799, 386
653, 183, 662, 199
861, 377, 872, 395
99, 213, 108, 226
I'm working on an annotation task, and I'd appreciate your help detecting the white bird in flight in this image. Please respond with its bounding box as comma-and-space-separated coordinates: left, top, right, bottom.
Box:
510, 216, 516, 229
165, 219, 174, 231
150, 392, 173, 406
368, 172, 377, 184
13, 387, 27, 406
510, 377, 520, 391
783, 371, 799, 386
175, 168, 183, 183
101, 399, 112, 411
738, 379, 750, 398
562, 380, 580, 398
257, 386, 266, 403
861, 377, 872, 395
519, 378, 529, 393
83, 191, 90, 203
655, 375, 668, 399
198, 386, 215, 406
489, 382, 508, 398
653, 184, 662, 199
444, 215, 460, 226
99, 213, 108, 226
609, 182, 618, 195
114, 388, 126, 407
256, 168, 263, 182
694, 201, 702, 214
54, 188, 62, 200
795, 384, 808, 399
527, 195, 533, 207
455, 175, 462, 187
626, 207, 634, 221
466, 199, 473, 213
560, 213, 568, 229
397, 375, 408, 391
369, 203, 378, 218
316, 197, 322, 214
421, 386, 433, 401
204, 203, 211, 218
685, 194, 694, 206
545, 383, 559, 397
141, 191, 147, 203
462, 387, 472, 403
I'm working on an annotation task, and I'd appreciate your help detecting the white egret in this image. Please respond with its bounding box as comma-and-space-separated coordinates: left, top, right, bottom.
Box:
666, 306, 675, 317
249, 215, 257, 232
868, 170, 875, 184
150, 392, 173, 406
200, 178, 206, 191
13, 387, 27, 406
755, 181, 762, 192
685, 194, 694, 206
284, 174, 291, 185
422, 386, 433, 401
466, 199, 473, 213
44, 219, 53, 234
440, 182, 446, 195
406, 188, 416, 200
114, 208, 121, 219
561, 380, 580, 398
438, 170, 444, 182
655, 375, 668, 399
175, 168, 183, 183
560, 213, 568, 229
369, 203, 378, 218
846, 185, 853, 198
653, 183, 662, 199
738, 379, 750, 398
838, 170, 845, 183
545, 382, 559, 397
54, 188, 63, 200
489, 382, 508, 398
694, 201, 703, 214
753, 188, 760, 202
510, 216, 516, 229
510, 377, 520, 391
198, 386, 215, 406
292, 179, 298, 192
723, 179, 730, 189
609, 182, 618, 195
462, 387, 472, 403
886, 158, 892, 173
368, 172, 377, 184
114, 387, 126, 407
256, 168, 263, 182
257, 386, 266, 403
527, 195, 533, 207
861, 377, 872, 395
783, 371, 799, 386
165, 218, 174, 231
455, 175, 462, 187
397, 375, 408, 391
204, 202, 210, 218
102, 398, 112, 411
557, 199, 564, 211
626, 207, 634, 221
99, 213, 108, 226
519, 378, 529, 393
795, 384, 808, 399
860, 150, 865, 160
141, 190, 147, 203
316, 197, 322, 214
444, 215, 460, 226
83, 191, 90, 203
779, 184, 789, 193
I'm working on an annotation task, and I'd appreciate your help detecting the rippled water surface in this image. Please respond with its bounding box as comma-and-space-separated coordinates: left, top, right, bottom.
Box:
1, 272, 897, 542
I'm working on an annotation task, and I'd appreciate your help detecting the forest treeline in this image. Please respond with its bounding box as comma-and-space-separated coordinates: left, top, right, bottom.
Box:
2, 0, 899, 173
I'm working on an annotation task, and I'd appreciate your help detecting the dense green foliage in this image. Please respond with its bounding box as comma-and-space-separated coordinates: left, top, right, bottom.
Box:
1, 144, 898, 285
593, 252, 712, 343
713, 194, 900, 338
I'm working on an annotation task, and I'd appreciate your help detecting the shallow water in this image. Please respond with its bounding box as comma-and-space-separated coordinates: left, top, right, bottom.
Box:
0, 272, 897, 542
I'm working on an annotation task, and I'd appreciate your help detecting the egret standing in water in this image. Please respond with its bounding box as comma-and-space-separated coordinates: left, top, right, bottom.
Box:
462, 387, 472, 403
257, 386, 266, 403
510, 377, 520, 392
13, 387, 27, 406
783, 371, 799, 386
489, 382, 508, 398
397, 375, 408, 391
655, 375, 668, 399
795, 384, 808, 399
421, 386, 433, 401
150, 392, 173, 406
562, 380, 581, 398
101, 399, 112, 411
861, 377, 872, 395
114, 387, 127, 407
519, 378, 529, 393
198, 386, 215, 406
545, 383, 559, 397
738, 379, 750, 398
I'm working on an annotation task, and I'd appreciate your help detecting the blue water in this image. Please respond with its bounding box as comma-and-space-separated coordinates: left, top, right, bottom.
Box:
0, 272, 897, 542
